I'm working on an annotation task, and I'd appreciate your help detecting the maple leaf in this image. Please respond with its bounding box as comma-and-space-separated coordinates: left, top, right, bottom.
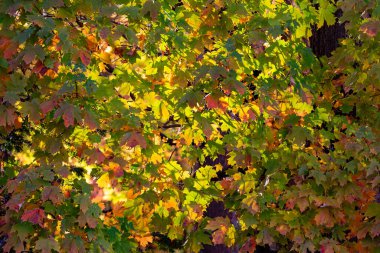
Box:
40, 100, 55, 116
121, 132, 147, 149
3, 41, 18, 59
314, 208, 334, 228
276, 224, 290, 236
54, 103, 76, 127
212, 226, 227, 245
296, 197, 309, 213
11, 223, 33, 241
79, 50, 91, 66
360, 21, 380, 38
41, 186, 63, 204
97, 173, 111, 188
62, 237, 86, 253
78, 195, 91, 213
35, 238, 60, 253
205, 217, 231, 245
205, 217, 230, 231
134, 233, 153, 248
112, 201, 127, 217
320, 239, 339, 253
205, 93, 228, 111
240, 237, 256, 253
21, 208, 45, 227
141, 0, 161, 20
83, 111, 98, 130
87, 148, 106, 164
370, 222, 380, 238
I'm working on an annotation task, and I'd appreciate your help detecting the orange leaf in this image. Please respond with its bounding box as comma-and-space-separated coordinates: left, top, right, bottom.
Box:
315, 208, 334, 228
134, 234, 153, 248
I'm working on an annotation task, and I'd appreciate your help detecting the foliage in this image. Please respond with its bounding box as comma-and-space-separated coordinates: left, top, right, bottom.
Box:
0, 0, 379, 252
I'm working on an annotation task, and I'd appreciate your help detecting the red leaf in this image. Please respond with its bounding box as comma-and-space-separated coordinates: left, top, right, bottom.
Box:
62, 106, 74, 127
205, 93, 228, 111
3, 42, 18, 59
360, 21, 380, 37
240, 237, 256, 253
84, 111, 98, 130
205, 94, 219, 109
88, 149, 106, 164
121, 132, 147, 149
54, 103, 75, 127
79, 50, 91, 66
21, 208, 45, 226
40, 100, 55, 115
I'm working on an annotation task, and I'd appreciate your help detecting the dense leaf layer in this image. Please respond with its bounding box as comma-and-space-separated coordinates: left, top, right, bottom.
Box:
0, 0, 379, 252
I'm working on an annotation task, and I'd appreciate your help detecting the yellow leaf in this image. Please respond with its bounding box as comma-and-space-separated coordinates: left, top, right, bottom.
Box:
226, 226, 236, 247
160, 101, 169, 123
151, 152, 163, 164
97, 173, 110, 188
182, 128, 193, 145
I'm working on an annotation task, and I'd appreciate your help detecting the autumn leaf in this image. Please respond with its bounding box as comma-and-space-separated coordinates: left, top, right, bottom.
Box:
41, 186, 63, 204
62, 237, 86, 253
315, 208, 335, 228
79, 50, 91, 66
54, 103, 76, 127
134, 233, 153, 248
97, 173, 110, 188
205, 217, 231, 231
211, 226, 228, 245
141, 0, 161, 20
121, 132, 147, 149
360, 21, 380, 38
35, 238, 60, 253
21, 208, 45, 227
240, 237, 256, 253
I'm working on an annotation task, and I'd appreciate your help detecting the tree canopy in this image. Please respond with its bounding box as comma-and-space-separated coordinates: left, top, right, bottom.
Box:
0, 0, 379, 252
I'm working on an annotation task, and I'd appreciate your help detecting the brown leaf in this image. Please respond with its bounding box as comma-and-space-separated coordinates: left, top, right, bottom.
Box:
3, 42, 18, 59
314, 208, 334, 228
35, 238, 60, 253
205, 217, 230, 231
296, 197, 309, 213
62, 237, 85, 253
23, 51, 35, 64
42, 186, 63, 204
